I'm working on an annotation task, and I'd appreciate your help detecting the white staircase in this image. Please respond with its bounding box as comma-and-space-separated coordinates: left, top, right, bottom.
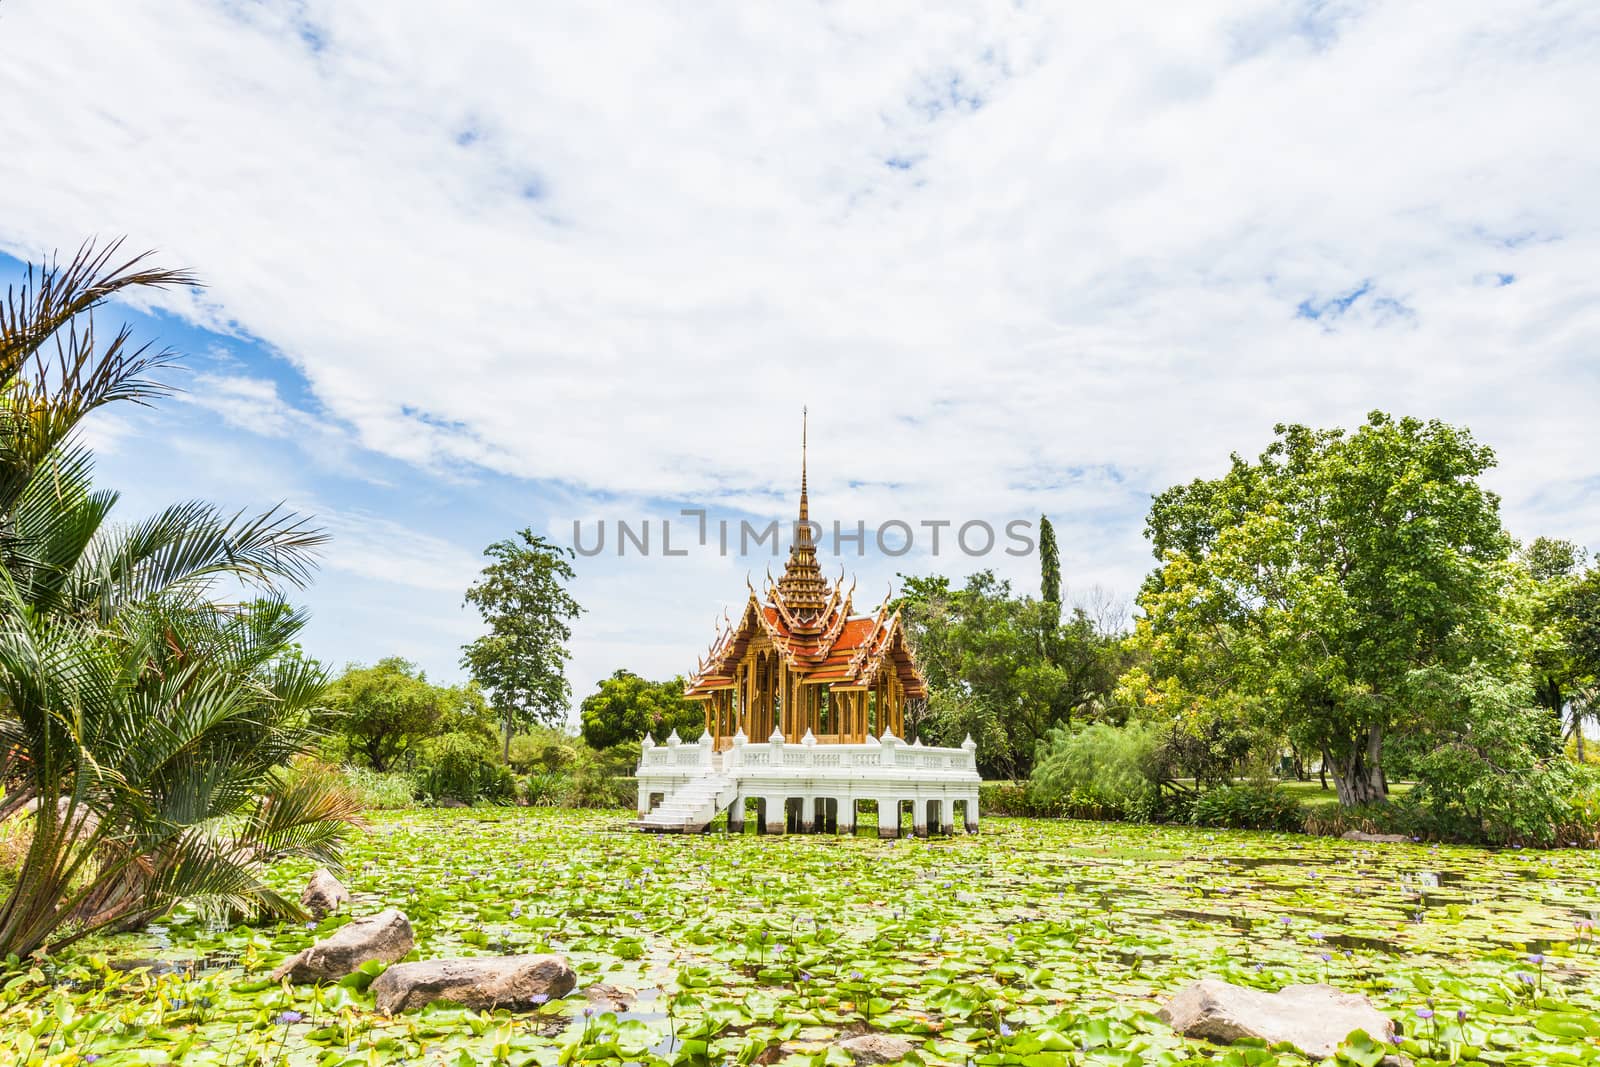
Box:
637, 772, 738, 833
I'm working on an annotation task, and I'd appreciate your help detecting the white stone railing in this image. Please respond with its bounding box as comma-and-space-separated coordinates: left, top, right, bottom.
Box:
638, 727, 978, 776
637, 730, 715, 771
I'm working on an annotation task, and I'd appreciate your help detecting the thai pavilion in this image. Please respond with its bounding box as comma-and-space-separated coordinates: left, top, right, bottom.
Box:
635, 418, 981, 837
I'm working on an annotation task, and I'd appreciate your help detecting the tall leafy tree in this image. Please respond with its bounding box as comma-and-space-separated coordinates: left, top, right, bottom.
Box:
462, 529, 583, 758
1137, 412, 1517, 805
579, 669, 702, 750
1039, 514, 1061, 626
0, 242, 354, 957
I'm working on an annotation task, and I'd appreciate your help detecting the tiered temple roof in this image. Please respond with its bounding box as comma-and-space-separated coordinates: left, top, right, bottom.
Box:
682, 413, 925, 745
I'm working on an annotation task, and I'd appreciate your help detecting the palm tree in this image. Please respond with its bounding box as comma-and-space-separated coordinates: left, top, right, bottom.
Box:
0, 241, 356, 958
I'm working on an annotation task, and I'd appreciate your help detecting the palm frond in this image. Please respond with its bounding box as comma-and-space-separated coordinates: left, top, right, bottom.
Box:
0, 238, 196, 377
70, 502, 328, 619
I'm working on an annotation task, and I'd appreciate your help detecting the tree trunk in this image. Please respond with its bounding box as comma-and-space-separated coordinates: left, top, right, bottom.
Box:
504, 713, 513, 763
1325, 725, 1388, 807
1575, 712, 1587, 763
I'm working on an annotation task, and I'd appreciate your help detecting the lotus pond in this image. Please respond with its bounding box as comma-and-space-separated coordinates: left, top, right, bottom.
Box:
4, 809, 1599, 1066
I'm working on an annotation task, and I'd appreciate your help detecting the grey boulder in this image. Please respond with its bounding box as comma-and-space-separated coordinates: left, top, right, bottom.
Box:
301, 868, 350, 918
271, 908, 414, 983
1160, 979, 1395, 1059
371, 954, 577, 1014
837, 1034, 916, 1064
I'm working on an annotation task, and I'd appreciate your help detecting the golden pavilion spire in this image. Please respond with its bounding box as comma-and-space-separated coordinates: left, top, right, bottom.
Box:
777, 407, 829, 622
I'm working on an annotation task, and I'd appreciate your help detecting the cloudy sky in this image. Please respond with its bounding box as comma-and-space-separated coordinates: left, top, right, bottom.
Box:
1, 0, 1596, 709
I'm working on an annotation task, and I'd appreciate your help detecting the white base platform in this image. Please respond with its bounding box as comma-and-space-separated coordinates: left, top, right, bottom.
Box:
635, 729, 981, 836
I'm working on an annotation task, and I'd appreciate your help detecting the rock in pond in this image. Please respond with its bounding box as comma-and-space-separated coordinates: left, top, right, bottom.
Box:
1341, 831, 1410, 843
371, 954, 577, 1014
301, 868, 350, 918
837, 1034, 917, 1064
1160, 979, 1395, 1059
271, 908, 414, 983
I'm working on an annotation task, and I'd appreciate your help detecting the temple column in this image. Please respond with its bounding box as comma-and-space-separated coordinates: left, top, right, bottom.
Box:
799, 796, 816, 833
914, 798, 930, 838
740, 663, 751, 738
965, 791, 980, 833
877, 797, 899, 840
764, 795, 786, 835
838, 797, 856, 836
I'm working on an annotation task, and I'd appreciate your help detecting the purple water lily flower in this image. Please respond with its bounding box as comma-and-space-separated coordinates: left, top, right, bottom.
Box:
1414, 1008, 1434, 1020
277, 1010, 304, 1025
999, 1023, 1013, 1037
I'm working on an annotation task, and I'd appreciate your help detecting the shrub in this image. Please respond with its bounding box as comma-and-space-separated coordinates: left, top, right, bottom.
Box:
340, 765, 418, 810
979, 781, 1042, 817
1409, 755, 1599, 848
1030, 722, 1163, 821
508, 728, 579, 775
1189, 783, 1304, 832
1302, 801, 1417, 840
1397, 667, 1600, 847
418, 732, 515, 803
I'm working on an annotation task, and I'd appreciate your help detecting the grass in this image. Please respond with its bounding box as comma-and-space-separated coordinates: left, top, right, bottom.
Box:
1, 809, 1597, 1064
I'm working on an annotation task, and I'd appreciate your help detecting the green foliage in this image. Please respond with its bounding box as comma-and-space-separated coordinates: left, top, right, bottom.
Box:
1557, 561, 1600, 760
897, 570, 1128, 778
338, 765, 418, 810
327, 657, 490, 771
579, 669, 702, 750
1029, 721, 1163, 821
1038, 513, 1061, 608
507, 725, 580, 774
1136, 412, 1519, 806
1189, 783, 1304, 832
461, 529, 583, 754
524, 742, 639, 809
1405, 667, 1596, 846
416, 731, 515, 803
0, 244, 357, 959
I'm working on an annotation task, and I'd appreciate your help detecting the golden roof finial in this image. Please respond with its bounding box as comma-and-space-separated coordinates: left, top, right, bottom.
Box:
799, 405, 809, 524
775, 406, 829, 625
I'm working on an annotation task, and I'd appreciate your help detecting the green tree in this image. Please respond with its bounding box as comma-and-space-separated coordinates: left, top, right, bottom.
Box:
461, 530, 583, 759
1521, 537, 1589, 730
0, 242, 354, 957
1039, 514, 1061, 626
579, 669, 702, 750
328, 657, 488, 771
1137, 412, 1518, 806
896, 570, 1124, 779
1561, 563, 1600, 760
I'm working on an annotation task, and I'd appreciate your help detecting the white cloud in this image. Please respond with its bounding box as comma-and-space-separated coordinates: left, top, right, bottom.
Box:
2, 0, 1598, 702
